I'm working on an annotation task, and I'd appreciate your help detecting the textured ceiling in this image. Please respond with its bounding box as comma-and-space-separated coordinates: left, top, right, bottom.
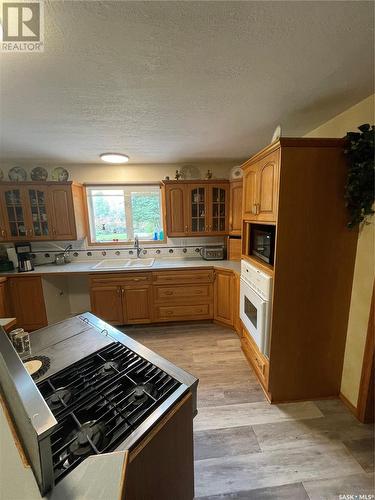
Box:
0, 0, 374, 164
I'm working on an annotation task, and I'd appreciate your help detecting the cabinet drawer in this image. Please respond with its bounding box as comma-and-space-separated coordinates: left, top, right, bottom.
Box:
152, 270, 214, 285
155, 303, 212, 321
90, 273, 152, 286
241, 328, 269, 389
154, 284, 212, 303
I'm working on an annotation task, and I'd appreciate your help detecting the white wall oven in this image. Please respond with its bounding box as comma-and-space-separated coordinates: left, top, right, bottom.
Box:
240, 260, 273, 358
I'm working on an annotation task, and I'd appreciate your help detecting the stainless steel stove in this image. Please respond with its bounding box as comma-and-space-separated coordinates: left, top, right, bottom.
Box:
38, 342, 183, 484
0, 313, 197, 496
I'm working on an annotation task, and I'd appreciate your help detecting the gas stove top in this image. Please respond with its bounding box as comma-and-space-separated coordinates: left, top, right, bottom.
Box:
0, 313, 197, 495
37, 342, 183, 484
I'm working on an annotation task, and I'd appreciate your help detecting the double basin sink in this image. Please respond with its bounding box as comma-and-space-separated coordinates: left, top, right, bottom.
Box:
92, 258, 155, 270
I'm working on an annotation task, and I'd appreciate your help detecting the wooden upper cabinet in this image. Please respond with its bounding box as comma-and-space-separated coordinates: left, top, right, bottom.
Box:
0, 186, 29, 240
0, 182, 86, 242
242, 147, 280, 222
25, 185, 52, 240
256, 149, 279, 222
49, 184, 77, 240
164, 184, 188, 237
208, 184, 229, 234
187, 184, 208, 234
163, 180, 229, 237
242, 165, 258, 220
0, 204, 6, 242
229, 180, 243, 235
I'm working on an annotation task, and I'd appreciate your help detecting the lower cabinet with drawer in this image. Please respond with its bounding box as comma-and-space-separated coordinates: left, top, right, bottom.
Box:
152, 270, 214, 322
90, 270, 214, 325
241, 325, 270, 394
89, 273, 152, 325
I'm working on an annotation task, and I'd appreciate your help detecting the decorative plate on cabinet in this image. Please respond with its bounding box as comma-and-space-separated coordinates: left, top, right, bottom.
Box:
51, 167, 69, 181
8, 166, 27, 181
271, 124, 282, 143
180, 164, 201, 180
31, 166, 48, 181
230, 166, 243, 180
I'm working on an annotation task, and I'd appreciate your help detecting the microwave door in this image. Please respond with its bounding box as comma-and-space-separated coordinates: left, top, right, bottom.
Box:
240, 278, 267, 353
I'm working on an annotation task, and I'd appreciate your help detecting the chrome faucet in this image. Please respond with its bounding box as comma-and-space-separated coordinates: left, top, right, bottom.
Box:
134, 236, 142, 258
63, 244, 73, 262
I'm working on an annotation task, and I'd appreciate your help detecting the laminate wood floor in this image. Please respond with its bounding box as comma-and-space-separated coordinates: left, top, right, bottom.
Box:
126, 322, 374, 500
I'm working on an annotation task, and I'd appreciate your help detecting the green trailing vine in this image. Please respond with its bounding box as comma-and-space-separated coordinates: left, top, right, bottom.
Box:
344, 123, 374, 228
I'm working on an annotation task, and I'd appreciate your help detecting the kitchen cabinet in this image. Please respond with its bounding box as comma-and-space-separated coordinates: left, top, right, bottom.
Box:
229, 180, 243, 235
49, 183, 85, 240
0, 182, 86, 242
0, 186, 29, 240
214, 269, 234, 326
7, 276, 47, 331
90, 285, 123, 325
153, 269, 214, 322
122, 285, 152, 324
124, 393, 194, 500
89, 273, 153, 325
164, 184, 187, 236
242, 148, 279, 222
214, 269, 240, 331
0, 278, 7, 317
187, 184, 208, 234
240, 138, 359, 402
163, 180, 229, 237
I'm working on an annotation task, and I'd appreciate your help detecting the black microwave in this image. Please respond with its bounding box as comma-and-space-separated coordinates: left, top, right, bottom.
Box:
250, 224, 276, 265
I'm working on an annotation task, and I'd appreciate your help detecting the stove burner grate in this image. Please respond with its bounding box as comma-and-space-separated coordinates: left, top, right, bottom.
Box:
38, 341, 183, 484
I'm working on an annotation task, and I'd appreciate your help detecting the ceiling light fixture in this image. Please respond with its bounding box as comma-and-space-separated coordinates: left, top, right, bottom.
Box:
100, 153, 129, 164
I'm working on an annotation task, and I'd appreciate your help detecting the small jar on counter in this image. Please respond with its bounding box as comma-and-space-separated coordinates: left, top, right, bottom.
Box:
8, 327, 24, 346
13, 330, 31, 359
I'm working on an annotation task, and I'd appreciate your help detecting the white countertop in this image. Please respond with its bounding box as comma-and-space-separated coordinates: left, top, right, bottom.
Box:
0, 258, 241, 276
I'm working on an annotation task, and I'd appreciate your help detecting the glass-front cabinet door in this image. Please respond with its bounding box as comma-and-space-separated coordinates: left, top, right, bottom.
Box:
1, 187, 29, 239
26, 187, 51, 239
188, 185, 208, 234
208, 184, 229, 234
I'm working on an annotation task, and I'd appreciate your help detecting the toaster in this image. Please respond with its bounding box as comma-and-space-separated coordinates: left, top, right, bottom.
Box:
200, 246, 225, 260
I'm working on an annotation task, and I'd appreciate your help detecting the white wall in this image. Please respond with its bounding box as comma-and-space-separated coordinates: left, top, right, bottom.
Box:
305, 93, 375, 407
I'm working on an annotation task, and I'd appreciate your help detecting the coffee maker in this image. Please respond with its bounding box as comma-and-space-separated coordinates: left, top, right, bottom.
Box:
14, 243, 34, 272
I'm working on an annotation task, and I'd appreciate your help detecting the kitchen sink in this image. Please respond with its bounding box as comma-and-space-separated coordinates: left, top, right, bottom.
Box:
91, 258, 155, 270
92, 259, 131, 269
126, 258, 155, 268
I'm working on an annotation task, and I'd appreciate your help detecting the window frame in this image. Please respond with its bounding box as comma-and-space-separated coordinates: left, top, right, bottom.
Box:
84, 183, 166, 246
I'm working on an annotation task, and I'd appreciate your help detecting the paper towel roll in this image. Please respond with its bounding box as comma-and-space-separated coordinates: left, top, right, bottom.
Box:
6, 248, 18, 268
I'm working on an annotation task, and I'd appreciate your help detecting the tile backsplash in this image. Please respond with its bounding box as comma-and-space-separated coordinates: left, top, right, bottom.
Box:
1, 236, 225, 266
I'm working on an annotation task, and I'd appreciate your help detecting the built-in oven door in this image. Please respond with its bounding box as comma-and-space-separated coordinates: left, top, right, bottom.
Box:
240, 277, 268, 355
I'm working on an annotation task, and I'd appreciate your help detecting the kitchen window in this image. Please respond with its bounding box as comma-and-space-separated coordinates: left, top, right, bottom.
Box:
86, 184, 164, 244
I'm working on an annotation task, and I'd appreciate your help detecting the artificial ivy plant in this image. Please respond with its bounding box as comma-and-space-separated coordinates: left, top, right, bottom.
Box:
344, 123, 374, 228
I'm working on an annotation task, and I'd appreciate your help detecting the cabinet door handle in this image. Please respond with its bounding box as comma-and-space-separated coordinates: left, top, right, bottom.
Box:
1, 229, 6, 237
117, 287, 121, 295
121, 288, 125, 294
185, 225, 188, 232
164, 291, 173, 295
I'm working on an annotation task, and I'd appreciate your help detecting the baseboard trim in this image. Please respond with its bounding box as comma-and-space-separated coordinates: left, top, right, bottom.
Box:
339, 392, 359, 418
